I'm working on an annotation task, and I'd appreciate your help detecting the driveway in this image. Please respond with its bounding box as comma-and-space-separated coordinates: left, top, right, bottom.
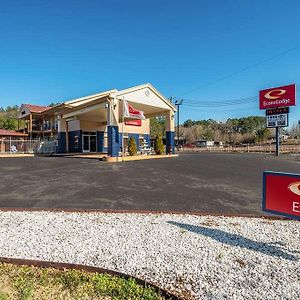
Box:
0, 152, 299, 214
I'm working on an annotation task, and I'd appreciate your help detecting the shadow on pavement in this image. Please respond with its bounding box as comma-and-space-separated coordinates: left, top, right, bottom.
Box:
167, 221, 298, 261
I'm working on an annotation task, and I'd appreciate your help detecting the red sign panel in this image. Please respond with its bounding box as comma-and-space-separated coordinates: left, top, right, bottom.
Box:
125, 119, 142, 126
263, 171, 300, 220
259, 84, 296, 109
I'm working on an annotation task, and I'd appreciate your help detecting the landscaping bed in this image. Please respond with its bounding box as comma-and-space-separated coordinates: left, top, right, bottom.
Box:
0, 262, 168, 300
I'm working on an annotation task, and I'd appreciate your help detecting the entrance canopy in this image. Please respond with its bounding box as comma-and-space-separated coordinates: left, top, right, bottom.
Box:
60, 83, 176, 122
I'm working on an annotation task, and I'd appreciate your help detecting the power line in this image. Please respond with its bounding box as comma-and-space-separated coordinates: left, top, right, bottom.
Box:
182, 43, 300, 96
182, 105, 259, 112
182, 97, 258, 107
184, 95, 257, 104
183, 98, 258, 107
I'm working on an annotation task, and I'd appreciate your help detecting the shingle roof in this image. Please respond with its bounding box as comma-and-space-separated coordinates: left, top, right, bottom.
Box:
0, 129, 28, 137
23, 104, 51, 113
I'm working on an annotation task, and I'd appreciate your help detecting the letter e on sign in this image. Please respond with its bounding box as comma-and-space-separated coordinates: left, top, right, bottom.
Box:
263, 171, 300, 220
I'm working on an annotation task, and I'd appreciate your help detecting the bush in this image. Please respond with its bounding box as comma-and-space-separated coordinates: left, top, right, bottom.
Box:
128, 137, 137, 156
154, 135, 164, 155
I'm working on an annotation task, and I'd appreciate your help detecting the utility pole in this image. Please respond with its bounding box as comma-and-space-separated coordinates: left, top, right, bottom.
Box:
175, 99, 183, 148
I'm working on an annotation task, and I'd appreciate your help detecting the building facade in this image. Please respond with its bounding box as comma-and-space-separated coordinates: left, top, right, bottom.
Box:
18, 83, 176, 156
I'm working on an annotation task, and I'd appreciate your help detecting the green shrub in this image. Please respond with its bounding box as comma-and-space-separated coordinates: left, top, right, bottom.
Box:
154, 135, 164, 155
128, 136, 137, 156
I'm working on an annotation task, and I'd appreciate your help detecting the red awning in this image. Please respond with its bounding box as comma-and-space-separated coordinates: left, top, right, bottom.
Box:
0, 129, 28, 137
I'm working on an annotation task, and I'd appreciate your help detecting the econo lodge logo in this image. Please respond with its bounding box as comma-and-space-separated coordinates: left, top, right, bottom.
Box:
259, 84, 296, 109
288, 182, 300, 196
264, 89, 286, 100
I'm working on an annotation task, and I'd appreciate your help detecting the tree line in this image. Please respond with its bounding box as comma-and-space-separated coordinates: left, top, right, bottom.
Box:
181, 116, 271, 144
149, 116, 275, 144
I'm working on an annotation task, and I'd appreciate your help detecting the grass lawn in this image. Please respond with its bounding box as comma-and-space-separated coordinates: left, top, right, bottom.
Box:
0, 262, 168, 300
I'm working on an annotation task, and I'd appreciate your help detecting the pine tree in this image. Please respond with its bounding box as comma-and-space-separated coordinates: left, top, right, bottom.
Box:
128, 136, 137, 156
154, 135, 164, 155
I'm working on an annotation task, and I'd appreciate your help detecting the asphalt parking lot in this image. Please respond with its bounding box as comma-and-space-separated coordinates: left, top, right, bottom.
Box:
0, 152, 299, 214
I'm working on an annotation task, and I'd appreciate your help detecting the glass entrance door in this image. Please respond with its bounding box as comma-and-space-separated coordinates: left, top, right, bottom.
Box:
82, 135, 90, 152
82, 132, 97, 153
90, 135, 96, 152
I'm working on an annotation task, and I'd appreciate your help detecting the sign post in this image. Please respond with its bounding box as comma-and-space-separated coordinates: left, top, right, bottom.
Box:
259, 84, 296, 156
275, 127, 279, 156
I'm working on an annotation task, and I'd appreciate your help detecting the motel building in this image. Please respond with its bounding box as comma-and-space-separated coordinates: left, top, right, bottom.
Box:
18, 84, 176, 157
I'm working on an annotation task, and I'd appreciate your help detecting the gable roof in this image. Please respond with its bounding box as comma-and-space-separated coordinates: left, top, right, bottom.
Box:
116, 83, 176, 111
23, 104, 51, 113
64, 90, 116, 107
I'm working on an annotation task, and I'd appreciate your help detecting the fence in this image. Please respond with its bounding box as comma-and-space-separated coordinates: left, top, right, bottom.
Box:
0, 139, 57, 154
180, 144, 300, 154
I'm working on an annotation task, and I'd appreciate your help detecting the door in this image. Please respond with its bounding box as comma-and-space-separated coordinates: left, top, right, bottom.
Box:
82, 132, 97, 153
90, 135, 96, 152
82, 135, 90, 152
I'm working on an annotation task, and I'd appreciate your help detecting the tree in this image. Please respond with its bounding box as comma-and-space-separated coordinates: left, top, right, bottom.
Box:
154, 135, 164, 155
150, 117, 166, 138
255, 128, 271, 142
128, 137, 137, 156
183, 119, 195, 128
1, 117, 17, 130
0, 105, 19, 130
49, 102, 61, 107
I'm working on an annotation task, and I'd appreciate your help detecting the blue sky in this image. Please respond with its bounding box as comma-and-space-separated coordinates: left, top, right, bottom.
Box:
1, 0, 300, 127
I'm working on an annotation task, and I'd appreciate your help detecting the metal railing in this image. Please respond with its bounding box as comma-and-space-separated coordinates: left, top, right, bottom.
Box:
0, 139, 57, 154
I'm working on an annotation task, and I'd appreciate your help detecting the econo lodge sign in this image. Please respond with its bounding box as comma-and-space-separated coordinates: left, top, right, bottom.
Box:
259, 84, 296, 109
263, 171, 300, 220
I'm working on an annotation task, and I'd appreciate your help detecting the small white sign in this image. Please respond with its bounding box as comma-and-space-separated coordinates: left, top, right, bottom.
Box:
266, 114, 288, 128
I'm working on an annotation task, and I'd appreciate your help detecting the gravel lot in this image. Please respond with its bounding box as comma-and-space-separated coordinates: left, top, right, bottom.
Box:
0, 211, 299, 300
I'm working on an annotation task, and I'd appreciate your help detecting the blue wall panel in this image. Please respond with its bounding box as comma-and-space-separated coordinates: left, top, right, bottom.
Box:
108, 126, 120, 157
56, 132, 66, 153
69, 130, 82, 153
96, 131, 104, 152
166, 131, 175, 154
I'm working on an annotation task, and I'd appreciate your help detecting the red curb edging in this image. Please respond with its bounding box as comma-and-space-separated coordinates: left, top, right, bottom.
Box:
0, 257, 182, 300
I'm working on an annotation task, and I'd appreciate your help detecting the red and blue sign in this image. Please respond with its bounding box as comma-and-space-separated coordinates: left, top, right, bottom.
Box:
263, 171, 300, 220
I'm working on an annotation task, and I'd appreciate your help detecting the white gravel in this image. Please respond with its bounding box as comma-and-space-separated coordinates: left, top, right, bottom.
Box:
0, 211, 299, 300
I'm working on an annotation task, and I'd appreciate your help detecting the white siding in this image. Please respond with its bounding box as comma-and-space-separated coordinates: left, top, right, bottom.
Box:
116, 87, 171, 110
